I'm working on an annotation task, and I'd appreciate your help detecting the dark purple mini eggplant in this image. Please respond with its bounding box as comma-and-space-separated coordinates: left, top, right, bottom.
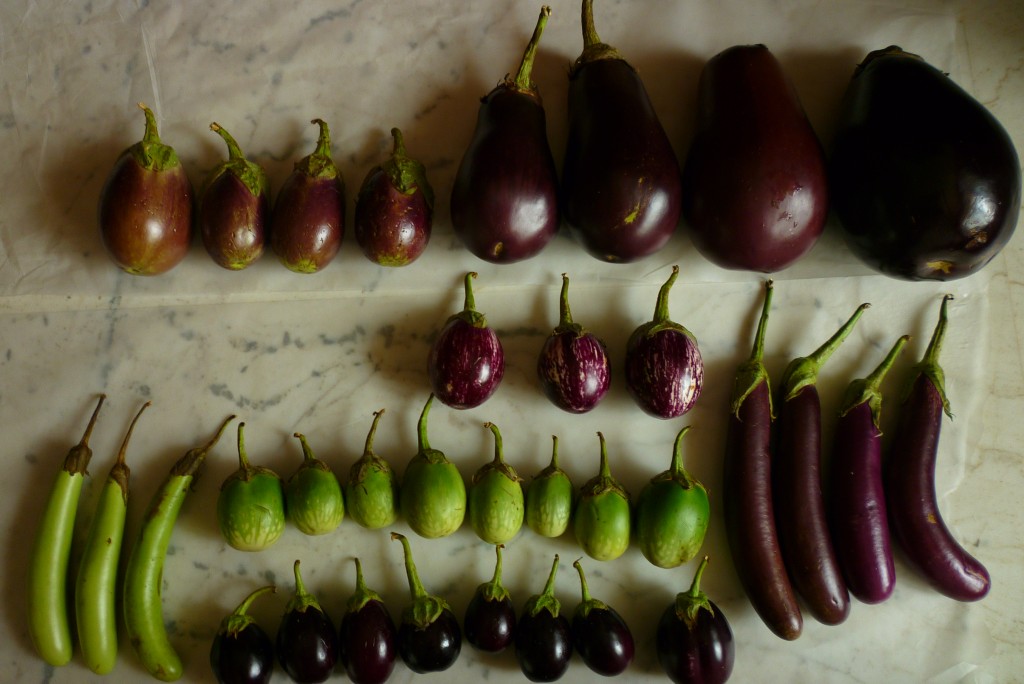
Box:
828, 335, 908, 605
451, 6, 559, 263
681, 44, 828, 273
276, 560, 339, 684
656, 556, 735, 684
464, 544, 517, 653
355, 127, 434, 266
339, 558, 398, 684
99, 103, 193, 275
270, 118, 344, 273
537, 273, 610, 413
884, 295, 991, 601
830, 46, 1021, 281
515, 555, 572, 683
428, 272, 505, 409
210, 585, 276, 684
561, 0, 682, 263
571, 559, 634, 676
625, 265, 703, 418
199, 122, 270, 270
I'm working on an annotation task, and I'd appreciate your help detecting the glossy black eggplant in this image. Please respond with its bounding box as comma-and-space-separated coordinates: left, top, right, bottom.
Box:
515, 555, 572, 683
830, 46, 1021, 281
210, 585, 276, 684
571, 559, 634, 676
276, 560, 338, 684
884, 295, 991, 601
451, 6, 559, 263
464, 544, 516, 653
561, 0, 682, 263
339, 558, 398, 684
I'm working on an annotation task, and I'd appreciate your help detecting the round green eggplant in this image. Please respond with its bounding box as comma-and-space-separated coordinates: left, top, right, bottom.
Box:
525, 435, 574, 538
400, 394, 466, 539
217, 422, 286, 551
574, 432, 631, 561
635, 426, 710, 568
469, 423, 525, 544
346, 409, 400, 529
285, 432, 344, 535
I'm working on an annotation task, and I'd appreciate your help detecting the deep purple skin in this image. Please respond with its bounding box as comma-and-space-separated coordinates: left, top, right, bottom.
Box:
656, 599, 735, 684
276, 607, 339, 684
464, 593, 516, 653
397, 608, 462, 673
830, 46, 1021, 281
572, 606, 634, 676
828, 401, 896, 604
625, 327, 703, 419
355, 166, 432, 266
338, 600, 398, 684
538, 329, 610, 413
199, 172, 270, 270
773, 387, 851, 625
210, 624, 274, 684
884, 376, 991, 601
270, 169, 344, 273
429, 319, 504, 409
681, 44, 827, 273
514, 609, 572, 683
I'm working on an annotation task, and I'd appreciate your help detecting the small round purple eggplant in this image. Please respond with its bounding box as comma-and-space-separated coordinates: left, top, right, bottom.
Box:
464, 544, 516, 653
99, 103, 193, 275
450, 6, 559, 263
210, 585, 276, 684
537, 273, 610, 413
276, 560, 339, 684
571, 559, 634, 676
625, 265, 704, 418
270, 118, 344, 273
428, 272, 505, 409
339, 558, 398, 684
199, 122, 270, 270
656, 556, 735, 684
515, 555, 572, 683
355, 127, 434, 266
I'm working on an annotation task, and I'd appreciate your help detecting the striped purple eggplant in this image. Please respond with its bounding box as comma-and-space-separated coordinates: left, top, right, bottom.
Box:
625, 266, 703, 418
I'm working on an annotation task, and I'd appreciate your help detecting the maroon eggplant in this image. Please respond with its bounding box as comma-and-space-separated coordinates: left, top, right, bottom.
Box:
355, 127, 433, 266
463, 544, 516, 653
339, 558, 398, 684
537, 273, 610, 413
773, 303, 869, 626
276, 560, 338, 684
427, 272, 505, 409
681, 44, 828, 273
884, 295, 991, 600
199, 122, 270, 270
99, 103, 193, 275
828, 335, 908, 604
515, 555, 572, 683
561, 0, 682, 263
270, 118, 344, 273
656, 557, 735, 684
722, 280, 803, 640
830, 47, 1021, 281
625, 265, 703, 418
450, 6, 559, 263
571, 559, 634, 676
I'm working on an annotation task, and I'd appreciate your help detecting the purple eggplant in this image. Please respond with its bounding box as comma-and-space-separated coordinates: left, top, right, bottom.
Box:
450, 6, 559, 263
830, 47, 1021, 281
828, 335, 908, 604
99, 103, 193, 275
427, 272, 505, 409
463, 544, 516, 653
339, 558, 398, 684
681, 44, 828, 273
270, 119, 344, 273
355, 127, 434, 266
884, 295, 991, 601
199, 122, 270, 270
561, 0, 682, 263
656, 556, 735, 684
210, 585, 276, 684
625, 265, 703, 418
537, 273, 610, 413
571, 559, 634, 676
515, 555, 572, 683
276, 560, 338, 684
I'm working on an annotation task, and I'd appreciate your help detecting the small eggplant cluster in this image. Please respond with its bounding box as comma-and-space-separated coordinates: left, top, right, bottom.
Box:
722, 282, 990, 642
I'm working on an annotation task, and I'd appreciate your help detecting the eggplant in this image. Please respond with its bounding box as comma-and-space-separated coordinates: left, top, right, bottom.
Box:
210, 586, 276, 684
830, 46, 1021, 280
681, 44, 828, 273
450, 6, 559, 263
561, 0, 682, 263
339, 558, 398, 684
570, 559, 634, 676
276, 560, 339, 684
515, 555, 572, 683
463, 544, 517, 654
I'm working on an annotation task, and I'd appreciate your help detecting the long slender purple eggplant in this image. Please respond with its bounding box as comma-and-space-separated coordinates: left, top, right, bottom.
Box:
537, 273, 610, 413
828, 335, 908, 605
428, 272, 505, 409
270, 118, 344, 273
451, 6, 559, 263
773, 303, 869, 626
884, 295, 991, 601
625, 265, 703, 418
199, 123, 270, 270
561, 0, 682, 263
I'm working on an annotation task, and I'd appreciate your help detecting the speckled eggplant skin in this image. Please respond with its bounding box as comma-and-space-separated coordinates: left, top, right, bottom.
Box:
355, 166, 431, 266
429, 320, 504, 409
199, 172, 269, 270
538, 330, 609, 413
271, 170, 344, 273
625, 327, 703, 419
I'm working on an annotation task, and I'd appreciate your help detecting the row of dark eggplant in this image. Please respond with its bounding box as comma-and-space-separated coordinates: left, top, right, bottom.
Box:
97, 0, 1021, 281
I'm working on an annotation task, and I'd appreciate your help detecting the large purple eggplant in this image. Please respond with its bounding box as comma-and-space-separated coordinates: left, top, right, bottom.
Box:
681, 44, 828, 273
625, 266, 703, 418
830, 46, 1021, 281
537, 273, 610, 413
428, 272, 505, 409
450, 6, 559, 263
561, 0, 682, 263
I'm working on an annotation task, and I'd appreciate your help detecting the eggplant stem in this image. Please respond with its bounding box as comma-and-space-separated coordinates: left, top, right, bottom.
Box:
390, 127, 407, 157
550, 435, 560, 470
310, 118, 332, 158
597, 432, 611, 478
293, 432, 317, 463
485, 422, 505, 464
170, 414, 236, 478
417, 394, 434, 452
236, 422, 252, 470
490, 544, 504, 585
912, 294, 954, 418
652, 265, 680, 324
781, 302, 870, 402
573, 558, 592, 603
730, 280, 774, 417
391, 532, 428, 600
541, 554, 559, 597
686, 556, 710, 598
839, 334, 910, 428
232, 585, 276, 618
364, 409, 385, 454
670, 425, 693, 480
558, 273, 574, 326
463, 272, 478, 312
209, 122, 246, 161
117, 402, 151, 467
512, 6, 551, 92
581, 0, 600, 48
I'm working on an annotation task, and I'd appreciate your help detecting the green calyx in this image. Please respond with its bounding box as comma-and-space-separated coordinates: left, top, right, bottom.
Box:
392, 532, 449, 628
415, 394, 450, 466
553, 273, 585, 337
294, 118, 339, 180
730, 280, 774, 418
839, 335, 910, 431
478, 544, 512, 603
224, 422, 280, 485
131, 103, 180, 172
347, 558, 385, 614
537, 434, 567, 480
64, 394, 105, 476
286, 432, 344, 535
507, 5, 551, 95
780, 303, 870, 402
350, 409, 394, 480
524, 555, 562, 618
581, 432, 629, 500
650, 425, 698, 489
572, 0, 625, 75
474, 422, 523, 485
573, 559, 609, 619
209, 122, 270, 199
449, 272, 488, 329
383, 127, 434, 210
220, 585, 276, 638
109, 401, 151, 503
634, 265, 695, 343
675, 556, 715, 629
286, 560, 325, 615
291, 432, 332, 475
171, 413, 236, 478
907, 294, 954, 417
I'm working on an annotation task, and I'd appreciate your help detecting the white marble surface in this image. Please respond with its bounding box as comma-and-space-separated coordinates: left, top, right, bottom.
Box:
1, 1, 1021, 682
